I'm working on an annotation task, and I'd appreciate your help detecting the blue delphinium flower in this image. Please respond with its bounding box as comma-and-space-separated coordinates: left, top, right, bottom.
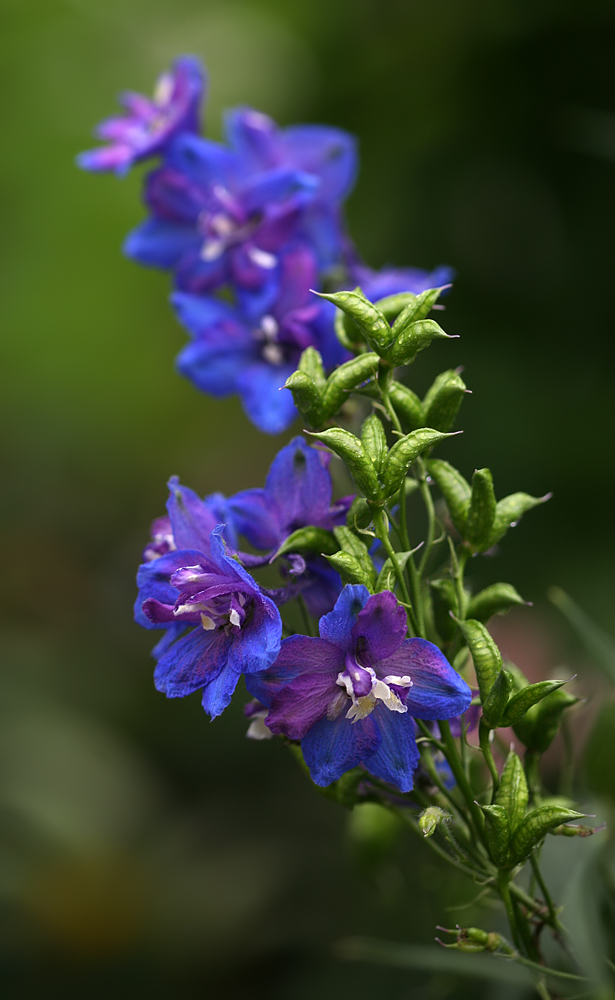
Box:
351, 262, 455, 302
228, 436, 353, 616
77, 56, 205, 175
247, 586, 472, 791
173, 244, 347, 434
135, 478, 281, 717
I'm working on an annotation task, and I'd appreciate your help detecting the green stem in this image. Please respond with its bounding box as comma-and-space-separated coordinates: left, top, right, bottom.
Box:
372, 508, 417, 636
525, 752, 542, 806
448, 537, 469, 619
438, 719, 486, 847
529, 852, 563, 933
479, 720, 500, 799
298, 595, 314, 637
416, 457, 437, 576
497, 873, 523, 953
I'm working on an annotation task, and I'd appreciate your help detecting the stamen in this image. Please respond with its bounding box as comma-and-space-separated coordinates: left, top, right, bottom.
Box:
200, 614, 216, 630
229, 608, 241, 627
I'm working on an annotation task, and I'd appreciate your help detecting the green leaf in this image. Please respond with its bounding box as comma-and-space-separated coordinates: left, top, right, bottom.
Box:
382, 428, 458, 498
454, 618, 502, 702
273, 526, 339, 560
480, 804, 511, 867
510, 806, 585, 863
308, 428, 383, 503
326, 551, 375, 590
466, 583, 528, 623
320, 352, 380, 419
360, 413, 387, 475
495, 751, 528, 833
465, 468, 497, 550
375, 550, 414, 593
298, 346, 326, 389
501, 679, 568, 727
425, 459, 471, 535
422, 369, 467, 433
481, 669, 514, 729
489, 491, 551, 546
389, 381, 424, 430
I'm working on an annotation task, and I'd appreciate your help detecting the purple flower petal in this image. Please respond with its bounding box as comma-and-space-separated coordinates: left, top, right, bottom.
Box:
266, 668, 340, 740
201, 665, 242, 719
301, 712, 380, 787
362, 706, 419, 791
378, 638, 472, 720
165, 477, 219, 552
318, 585, 371, 653
280, 125, 357, 202
153, 626, 233, 698
263, 436, 334, 530
351, 591, 407, 663
236, 360, 297, 435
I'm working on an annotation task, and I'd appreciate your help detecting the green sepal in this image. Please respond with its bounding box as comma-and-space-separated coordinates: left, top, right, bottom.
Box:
481, 668, 514, 728
317, 288, 394, 354
361, 413, 388, 474
273, 526, 339, 560
513, 688, 578, 753
386, 318, 453, 367
320, 352, 380, 419
489, 491, 551, 547
480, 804, 512, 868
283, 370, 323, 429
307, 427, 383, 503
425, 459, 471, 535
422, 369, 467, 432
466, 469, 497, 550
454, 618, 502, 702
382, 428, 458, 498
466, 583, 528, 623
298, 346, 326, 390
346, 496, 373, 530
495, 751, 528, 833
510, 806, 586, 863
429, 578, 460, 641
333, 526, 377, 591
326, 551, 374, 590
388, 381, 424, 429
375, 550, 414, 593
501, 679, 568, 727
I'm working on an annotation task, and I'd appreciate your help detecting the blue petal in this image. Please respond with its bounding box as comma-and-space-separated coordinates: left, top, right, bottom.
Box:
171, 291, 239, 332
134, 548, 204, 628
201, 666, 242, 719
240, 168, 318, 214
176, 338, 246, 397
165, 132, 239, 190
165, 476, 218, 552
153, 626, 233, 698
380, 639, 472, 720
227, 488, 283, 550
262, 436, 333, 533
236, 361, 298, 435
151, 623, 185, 659
246, 634, 339, 707
281, 125, 358, 202
123, 218, 199, 269
318, 584, 371, 652
226, 591, 282, 675
301, 712, 380, 787
224, 107, 279, 170
363, 707, 419, 792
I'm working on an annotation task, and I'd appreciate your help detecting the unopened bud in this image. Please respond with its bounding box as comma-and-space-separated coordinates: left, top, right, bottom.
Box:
418, 806, 446, 838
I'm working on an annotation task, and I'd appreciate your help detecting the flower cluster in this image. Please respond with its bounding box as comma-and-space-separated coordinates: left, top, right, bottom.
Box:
79, 56, 451, 433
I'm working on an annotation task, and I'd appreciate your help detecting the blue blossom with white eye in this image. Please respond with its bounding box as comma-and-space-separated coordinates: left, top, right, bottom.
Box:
247, 586, 472, 792
77, 56, 205, 175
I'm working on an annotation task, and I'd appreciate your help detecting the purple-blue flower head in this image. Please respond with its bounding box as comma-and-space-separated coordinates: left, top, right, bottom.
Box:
135, 479, 281, 718
77, 57, 205, 175
173, 244, 347, 434
350, 262, 455, 302
247, 586, 472, 791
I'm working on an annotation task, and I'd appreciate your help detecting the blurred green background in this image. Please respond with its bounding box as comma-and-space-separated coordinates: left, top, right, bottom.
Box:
2, 0, 615, 996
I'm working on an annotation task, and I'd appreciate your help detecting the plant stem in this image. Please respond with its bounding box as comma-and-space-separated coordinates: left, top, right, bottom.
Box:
373, 508, 418, 636
529, 852, 563, 932
479, 720, 500, 799
438, 719, 487, 847
416, 456, 437, 576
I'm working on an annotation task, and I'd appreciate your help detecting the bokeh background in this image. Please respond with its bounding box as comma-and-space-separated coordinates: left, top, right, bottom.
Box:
2, 0, 615, 996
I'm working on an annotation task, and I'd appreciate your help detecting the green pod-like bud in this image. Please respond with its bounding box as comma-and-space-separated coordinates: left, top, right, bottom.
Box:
346, 496, 372, 530
299, 346, 327, 389
429, 578, 460, 641
513, 688, 578, 753
334, 306, 363, 351
320, 353, 380, 419
501, 679, 568, 727
316, 289, 394, 354
333, 526, 378, 591
360, 413, 388, 474
308, 428, 383, 503
510, 805, 585, 864
425, 459, 471, 535
372, 292, 417, 324
481, 668, 514, 728
489, 491, 551, 547
418, 806, 447, 838
454, 618, 502, 702
375, 550, 413, 593
283, 370, 323, 429
480, 804, 512, 868
422, 369, 467, 433
495, 751, 528, 833
326, 551, 374, 590
388, 381, 424, 429
466, 583, 528, 623
390, 287, 443, 329
273, 526, 339, 560
465, 468, 497, 550
382, 428, 458, 498
386, 318, 453, 367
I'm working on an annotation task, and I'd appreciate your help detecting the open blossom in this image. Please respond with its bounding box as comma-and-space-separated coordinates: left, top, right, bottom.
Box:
135, 480, 281, 718
77, 56, 205, 175
173, 244, 347, 434
247, 586, 472, 791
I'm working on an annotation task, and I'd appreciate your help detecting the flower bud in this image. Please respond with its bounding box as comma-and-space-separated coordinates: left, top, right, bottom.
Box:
317, 289, 394, 354
495, 751, 528, 834
320, 353, 380, 419
273, 526, 339, 560
501, 678, 568, 727
466, 583, 528, 623
422, 369, 467, 432
308, 428, 383, 504
481, 804, 512, 868
382, 429, 459, 498
389, 381, 423, 429
284, 370, 323, 429
481, 668, 514, 728
425, 459, 470, 535
454, 618, 502, 703
510, 805, 585, 864
513, 688, 578, 752
418, 806, 446, 838
386, 319, 453, 367
360, 413, 388, 475
465, 468, 497, 551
